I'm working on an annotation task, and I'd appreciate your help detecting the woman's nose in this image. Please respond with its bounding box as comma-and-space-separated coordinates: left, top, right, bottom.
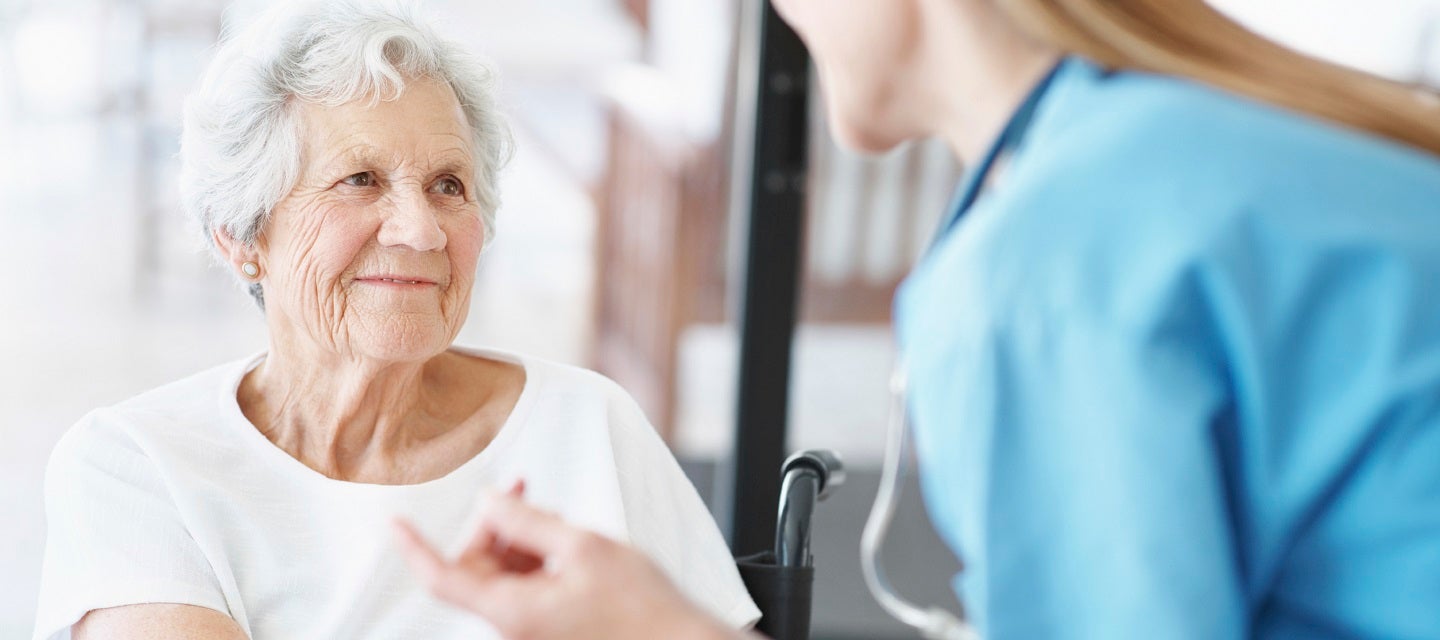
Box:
377, 187, 447, 252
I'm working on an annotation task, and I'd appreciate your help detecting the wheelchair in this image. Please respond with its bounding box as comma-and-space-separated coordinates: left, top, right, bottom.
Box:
735, 449, 844, 640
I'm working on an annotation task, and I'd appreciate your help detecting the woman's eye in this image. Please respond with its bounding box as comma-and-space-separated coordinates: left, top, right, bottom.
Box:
431, 176, 464, 197
341, 172, 375, 187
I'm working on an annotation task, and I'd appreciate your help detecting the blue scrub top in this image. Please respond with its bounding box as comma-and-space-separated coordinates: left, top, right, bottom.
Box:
896, 56, 1440, 639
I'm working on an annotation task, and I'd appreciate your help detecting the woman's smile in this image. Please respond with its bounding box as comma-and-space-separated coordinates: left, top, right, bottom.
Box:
353, 274, 441, 288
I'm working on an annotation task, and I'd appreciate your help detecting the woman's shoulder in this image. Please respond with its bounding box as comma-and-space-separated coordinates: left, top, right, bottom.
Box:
453, 345, 641, 410
50, 354, 261, 472
449, 345, 662, 459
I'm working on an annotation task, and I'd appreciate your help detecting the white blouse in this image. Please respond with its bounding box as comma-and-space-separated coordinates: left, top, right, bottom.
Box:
33, 347, 758, 639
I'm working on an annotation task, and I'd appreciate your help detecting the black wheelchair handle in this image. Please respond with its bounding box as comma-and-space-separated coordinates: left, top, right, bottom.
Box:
781, 449, 845, 500
775, 449, 845, 568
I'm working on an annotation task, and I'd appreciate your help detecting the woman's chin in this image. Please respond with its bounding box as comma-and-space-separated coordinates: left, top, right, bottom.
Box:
351, 326, 454, 363
334, 298, 463, 363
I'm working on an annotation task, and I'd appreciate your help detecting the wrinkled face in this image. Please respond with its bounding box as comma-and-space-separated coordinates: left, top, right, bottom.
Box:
256, 78, 483, 363
771, 0, 923, 152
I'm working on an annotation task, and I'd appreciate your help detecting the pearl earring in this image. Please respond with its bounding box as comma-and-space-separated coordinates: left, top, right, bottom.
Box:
241, 262, 261, 279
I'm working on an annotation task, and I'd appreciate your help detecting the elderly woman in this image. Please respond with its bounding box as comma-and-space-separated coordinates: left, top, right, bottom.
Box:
31, 3, 758, 639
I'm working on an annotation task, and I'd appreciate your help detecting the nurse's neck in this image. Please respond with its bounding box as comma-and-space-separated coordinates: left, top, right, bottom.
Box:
922, 1, 1063, 165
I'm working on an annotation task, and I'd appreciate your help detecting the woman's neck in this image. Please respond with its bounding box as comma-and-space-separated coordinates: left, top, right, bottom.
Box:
919, 0, 1063, 164
239, 342, 466, 481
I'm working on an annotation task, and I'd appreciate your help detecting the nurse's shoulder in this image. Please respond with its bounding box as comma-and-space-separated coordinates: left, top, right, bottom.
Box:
1029, 58, 1440, 229
974, 58, 1440, 329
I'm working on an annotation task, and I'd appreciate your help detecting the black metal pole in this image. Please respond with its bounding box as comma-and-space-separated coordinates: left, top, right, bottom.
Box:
726, 0, 810, 556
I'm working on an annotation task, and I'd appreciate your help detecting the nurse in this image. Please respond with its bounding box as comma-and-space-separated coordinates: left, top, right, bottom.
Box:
395, 0, 1440, 638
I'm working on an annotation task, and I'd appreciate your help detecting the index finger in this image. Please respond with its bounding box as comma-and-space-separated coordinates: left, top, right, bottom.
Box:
391, 518, 446, 583
477, 490, 583, 561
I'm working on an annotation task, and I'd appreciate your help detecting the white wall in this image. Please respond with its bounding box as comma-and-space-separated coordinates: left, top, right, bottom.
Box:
1212, 0, 1440, 85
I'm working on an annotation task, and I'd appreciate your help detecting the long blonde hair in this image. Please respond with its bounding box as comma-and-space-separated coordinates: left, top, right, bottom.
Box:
996, 0, 1440, 157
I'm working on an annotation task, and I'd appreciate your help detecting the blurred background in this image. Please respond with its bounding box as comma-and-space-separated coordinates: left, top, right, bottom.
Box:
1, 0, 1437, 637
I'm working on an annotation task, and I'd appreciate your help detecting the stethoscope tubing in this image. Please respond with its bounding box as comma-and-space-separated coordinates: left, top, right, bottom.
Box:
859, 365, 978, 640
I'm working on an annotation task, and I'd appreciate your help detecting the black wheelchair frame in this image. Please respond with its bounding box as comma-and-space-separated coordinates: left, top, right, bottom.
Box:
735, 449, 844, 640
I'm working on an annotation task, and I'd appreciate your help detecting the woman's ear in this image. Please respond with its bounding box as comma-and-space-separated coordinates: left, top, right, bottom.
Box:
212, 227, 263, 280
